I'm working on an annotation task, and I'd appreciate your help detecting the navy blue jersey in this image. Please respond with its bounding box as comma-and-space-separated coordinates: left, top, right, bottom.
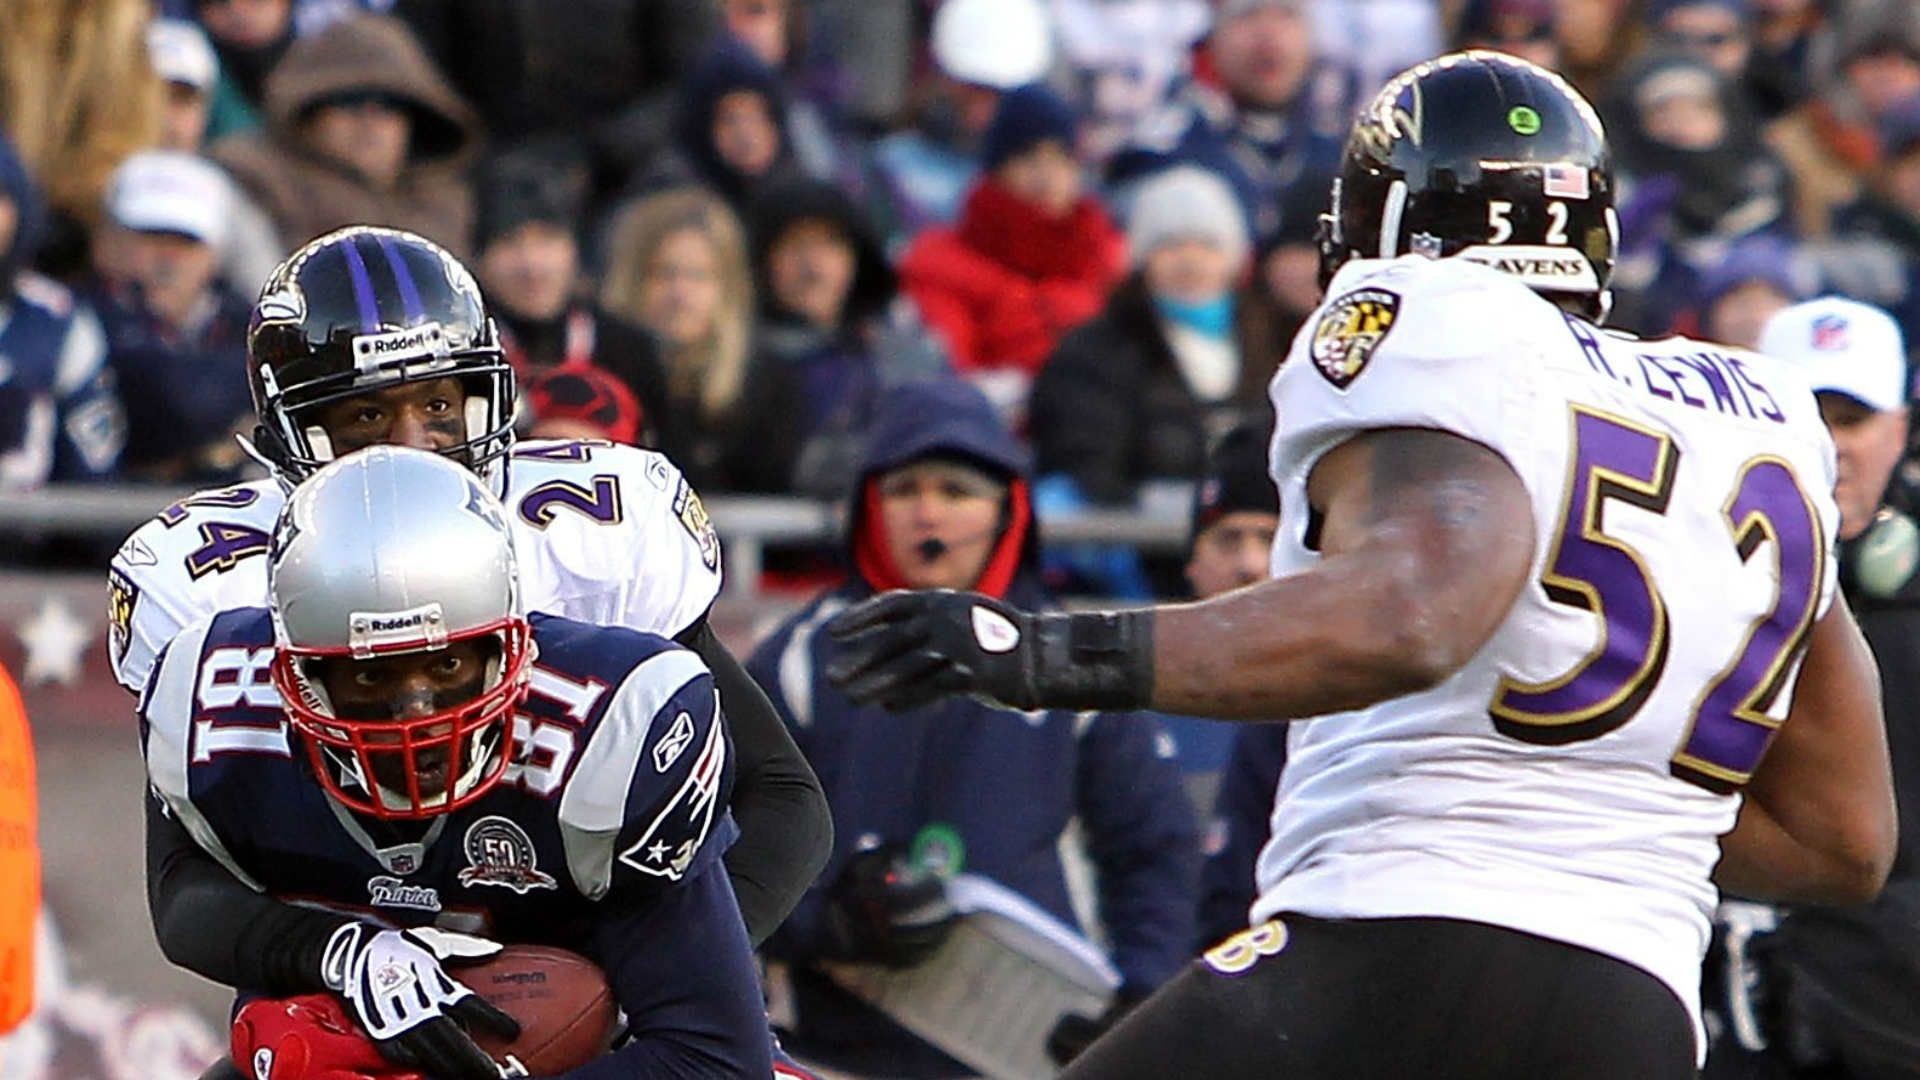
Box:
140, 609, 773, 1076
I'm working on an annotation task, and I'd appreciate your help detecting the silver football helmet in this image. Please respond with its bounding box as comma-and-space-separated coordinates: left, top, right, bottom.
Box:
268, 445, 533, 819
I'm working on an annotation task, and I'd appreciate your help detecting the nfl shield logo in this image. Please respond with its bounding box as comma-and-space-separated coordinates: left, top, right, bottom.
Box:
1812, 314, 1850, 350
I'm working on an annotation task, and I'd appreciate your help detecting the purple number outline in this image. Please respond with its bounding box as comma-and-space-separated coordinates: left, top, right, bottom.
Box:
1490, 406, 1679, 745
160, 486, 261, 527
517, 475, 623, 528
1670, 456, 1825, 794
185, 521, 273, 579
512, 440, 611, 462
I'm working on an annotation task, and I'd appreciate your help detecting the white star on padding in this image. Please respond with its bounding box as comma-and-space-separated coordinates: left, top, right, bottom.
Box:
646, 840, 670, 863
18, 596, 91, 687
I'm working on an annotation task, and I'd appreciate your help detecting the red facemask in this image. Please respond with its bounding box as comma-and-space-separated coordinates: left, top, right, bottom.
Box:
272, 617, 534, 820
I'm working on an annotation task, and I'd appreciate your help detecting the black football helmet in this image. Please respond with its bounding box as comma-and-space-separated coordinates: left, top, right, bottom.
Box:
1319, 51, 1617, 321
246, 227, 516, 490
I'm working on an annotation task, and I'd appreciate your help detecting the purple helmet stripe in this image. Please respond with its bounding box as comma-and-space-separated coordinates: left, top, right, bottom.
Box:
338, 236, 381, 332
375, 234, 427, 323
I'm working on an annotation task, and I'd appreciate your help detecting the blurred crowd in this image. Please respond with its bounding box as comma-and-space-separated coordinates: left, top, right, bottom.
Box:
4, 0, 1920, 1076
0, 0, 1905, 511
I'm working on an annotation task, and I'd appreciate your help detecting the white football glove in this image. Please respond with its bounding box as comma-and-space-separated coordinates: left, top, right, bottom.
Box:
321, 924, 521, 1080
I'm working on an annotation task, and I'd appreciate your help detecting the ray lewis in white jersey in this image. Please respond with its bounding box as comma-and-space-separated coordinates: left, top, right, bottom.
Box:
820, 53, 1896, 1079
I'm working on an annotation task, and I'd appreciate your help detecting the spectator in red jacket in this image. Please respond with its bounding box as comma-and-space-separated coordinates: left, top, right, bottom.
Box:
900, 83, 1125, 412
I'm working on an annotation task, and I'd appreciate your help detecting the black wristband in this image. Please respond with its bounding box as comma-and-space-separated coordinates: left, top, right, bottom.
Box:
1030, 609, 1155, 711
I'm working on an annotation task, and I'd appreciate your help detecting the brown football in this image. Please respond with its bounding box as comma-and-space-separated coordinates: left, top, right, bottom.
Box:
455, 945, 618, 1076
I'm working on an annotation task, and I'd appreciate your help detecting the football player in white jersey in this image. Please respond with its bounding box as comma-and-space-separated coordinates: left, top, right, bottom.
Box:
822, 53, 1896, 1077
111, 226, 829, 947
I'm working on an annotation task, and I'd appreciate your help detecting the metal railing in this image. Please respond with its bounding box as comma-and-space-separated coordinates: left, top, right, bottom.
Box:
1, 484, 1195, 593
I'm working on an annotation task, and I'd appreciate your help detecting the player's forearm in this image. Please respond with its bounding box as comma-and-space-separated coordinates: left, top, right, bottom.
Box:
683, 622, 833, 944
1148, 545, 1471, 719
1715, 796, 1891, 906
145, 796, 349, 994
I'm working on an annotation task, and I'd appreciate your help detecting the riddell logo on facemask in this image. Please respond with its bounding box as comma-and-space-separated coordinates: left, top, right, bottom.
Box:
351, 322, 449, 369
348, 603, 449, 657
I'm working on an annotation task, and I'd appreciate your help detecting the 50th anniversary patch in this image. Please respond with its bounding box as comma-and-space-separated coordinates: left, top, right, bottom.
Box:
1310, 287, 1401, 389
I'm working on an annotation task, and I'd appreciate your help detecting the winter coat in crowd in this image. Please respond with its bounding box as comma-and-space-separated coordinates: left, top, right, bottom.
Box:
210, 14, 483, 258
497, 302, 669, 447
752, 378, 1200, 1078
93, 280, 253, 484
899, 179, 1126, 379
634, 38, 804, 215
1197, 723, 1288, 950
1106, 77, 1342, 239
0, 133, 120, 489
1030, 274, 1281, 504
396, 0, 715, 193
731, 178, 944, 495
1606, 52, 1796, 335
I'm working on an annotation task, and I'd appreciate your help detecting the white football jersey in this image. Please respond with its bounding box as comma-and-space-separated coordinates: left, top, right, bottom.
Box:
107, 440, 723, 695
1254, 256, 1840, 1048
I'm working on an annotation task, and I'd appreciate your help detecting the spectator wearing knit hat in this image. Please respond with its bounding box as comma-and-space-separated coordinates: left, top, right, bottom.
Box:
868, 0, 1055, 239
90, 151, 253, 483
1029, 166, 1274, 506
473, 144, 667, 442
1183, 423, 1288, 948
900, 84, 1125, 411
1687, 234, 1814, 349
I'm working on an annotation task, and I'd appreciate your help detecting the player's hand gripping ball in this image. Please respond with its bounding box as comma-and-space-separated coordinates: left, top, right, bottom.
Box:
452, 945, 620, 1075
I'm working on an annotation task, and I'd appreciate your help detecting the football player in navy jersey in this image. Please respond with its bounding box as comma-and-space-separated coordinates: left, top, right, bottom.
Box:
112, 227, 829, 950
142, 447, 770, 1079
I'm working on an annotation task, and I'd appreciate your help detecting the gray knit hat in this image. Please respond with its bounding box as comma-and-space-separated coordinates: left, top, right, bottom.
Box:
1126, 166, 1251, 269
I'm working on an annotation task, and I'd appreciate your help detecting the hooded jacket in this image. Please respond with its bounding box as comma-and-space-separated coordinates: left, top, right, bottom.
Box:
749, 378, 1199, 1078
665, 39, 801, 210
900, 178, 1126, 377
0, 133, 121, 488
210, 15, 482, 258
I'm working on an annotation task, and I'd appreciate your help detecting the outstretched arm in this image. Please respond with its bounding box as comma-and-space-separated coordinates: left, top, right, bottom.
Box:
1714, 601, 1896, 905
828, 428, 1536, 721
1146, 427, 1535, 719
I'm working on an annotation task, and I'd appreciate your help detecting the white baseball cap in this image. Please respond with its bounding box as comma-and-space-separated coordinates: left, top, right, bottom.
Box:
105, 151, 233, 247
1758, 296, 1909, 413
932, 0, 1053, 89
147, 18, 218, 94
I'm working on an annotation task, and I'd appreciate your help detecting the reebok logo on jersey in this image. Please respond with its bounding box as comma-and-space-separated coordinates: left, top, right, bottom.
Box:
1310, 287, 1400, 389
654, 712, 696, 773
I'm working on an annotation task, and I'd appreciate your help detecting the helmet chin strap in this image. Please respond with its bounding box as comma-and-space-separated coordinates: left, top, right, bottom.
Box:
1378, 180, 1409, 259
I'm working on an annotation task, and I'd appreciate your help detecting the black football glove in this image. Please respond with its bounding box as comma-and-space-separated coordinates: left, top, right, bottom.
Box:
321, 924, 523, 1080
824, 844, 959, 968
823, 590, 1153, 713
